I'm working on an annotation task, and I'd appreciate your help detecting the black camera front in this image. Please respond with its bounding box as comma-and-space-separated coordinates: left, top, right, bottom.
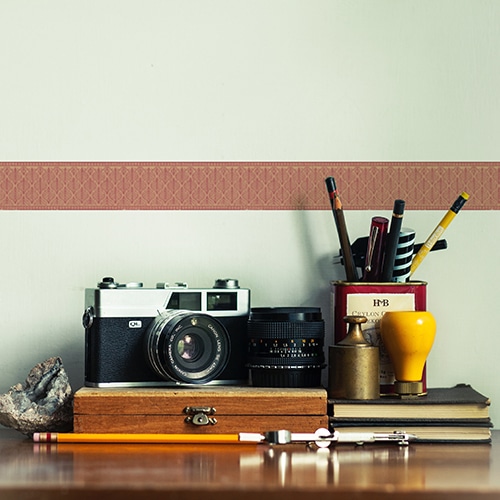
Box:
83, 277, 250, 387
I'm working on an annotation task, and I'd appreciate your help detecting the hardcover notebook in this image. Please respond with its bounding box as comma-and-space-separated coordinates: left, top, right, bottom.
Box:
329, 384, 490, 421
328, 384, 492, 443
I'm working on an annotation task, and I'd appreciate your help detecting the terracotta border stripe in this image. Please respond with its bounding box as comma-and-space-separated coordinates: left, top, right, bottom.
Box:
0, 162, 497, 210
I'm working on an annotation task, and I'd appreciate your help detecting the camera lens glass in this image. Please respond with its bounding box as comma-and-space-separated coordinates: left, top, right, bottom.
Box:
247, 307, 325, 388
177, 334, 202, 361
145, 310, 230, 384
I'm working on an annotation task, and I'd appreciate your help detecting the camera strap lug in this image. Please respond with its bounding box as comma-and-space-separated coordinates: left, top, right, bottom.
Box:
184, 406, 217, 426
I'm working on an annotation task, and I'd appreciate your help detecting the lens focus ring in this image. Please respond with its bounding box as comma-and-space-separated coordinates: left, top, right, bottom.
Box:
248, 321, 325, 339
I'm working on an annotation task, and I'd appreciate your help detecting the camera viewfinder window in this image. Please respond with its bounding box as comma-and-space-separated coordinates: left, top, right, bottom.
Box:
207, 292, 237, 311
166, 292, 202, 311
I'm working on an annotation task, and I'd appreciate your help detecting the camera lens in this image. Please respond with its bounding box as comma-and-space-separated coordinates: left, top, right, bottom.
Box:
247, 307, 325, 388
145, 310, 230, 384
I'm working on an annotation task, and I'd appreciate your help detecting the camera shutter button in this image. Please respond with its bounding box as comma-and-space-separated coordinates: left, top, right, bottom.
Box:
213, 278, 239, 289
98, 277, 118, 289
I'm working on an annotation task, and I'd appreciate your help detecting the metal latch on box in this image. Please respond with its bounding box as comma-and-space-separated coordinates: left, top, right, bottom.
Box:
184, 406, 218, 426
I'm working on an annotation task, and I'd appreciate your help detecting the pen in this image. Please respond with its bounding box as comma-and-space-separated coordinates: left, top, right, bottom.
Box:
409, 192, 469, 277
363, 216, 389, 282
380, 199, 405, 282
325, 177, 359, 282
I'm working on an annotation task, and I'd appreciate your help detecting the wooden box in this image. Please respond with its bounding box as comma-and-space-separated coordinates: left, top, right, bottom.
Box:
73, 386, 328, 434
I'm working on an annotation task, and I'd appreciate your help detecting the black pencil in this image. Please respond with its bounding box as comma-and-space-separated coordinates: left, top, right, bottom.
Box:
325, 177, 359, 282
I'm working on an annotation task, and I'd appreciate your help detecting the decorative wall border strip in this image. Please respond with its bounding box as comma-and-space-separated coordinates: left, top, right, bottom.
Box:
0, 162, 497, 210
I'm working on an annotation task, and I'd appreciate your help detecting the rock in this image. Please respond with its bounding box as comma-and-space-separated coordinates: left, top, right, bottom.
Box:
0, 357, 73, 435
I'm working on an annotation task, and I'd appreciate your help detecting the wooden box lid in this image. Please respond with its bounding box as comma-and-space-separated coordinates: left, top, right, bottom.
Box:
73, 386, 328, 434
75, 386, 327, 415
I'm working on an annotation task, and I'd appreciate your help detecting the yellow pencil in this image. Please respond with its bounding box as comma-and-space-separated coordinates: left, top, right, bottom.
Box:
409, 192, 469, 277
33, 432, 263, 444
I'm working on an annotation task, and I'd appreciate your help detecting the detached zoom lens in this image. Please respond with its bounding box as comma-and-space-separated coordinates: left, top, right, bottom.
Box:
145, 310, 230, 384
247, 307, 325, 387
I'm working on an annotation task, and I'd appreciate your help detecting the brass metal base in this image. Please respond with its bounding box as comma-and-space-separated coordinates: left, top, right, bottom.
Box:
394, 381, 423, 397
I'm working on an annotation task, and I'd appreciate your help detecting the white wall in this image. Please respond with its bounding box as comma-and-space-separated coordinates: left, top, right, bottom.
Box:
2, 0, 499, 161
1, 2, 499, 424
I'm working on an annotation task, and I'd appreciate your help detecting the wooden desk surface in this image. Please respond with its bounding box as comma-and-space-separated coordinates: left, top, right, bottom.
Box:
0, 428, 499, 499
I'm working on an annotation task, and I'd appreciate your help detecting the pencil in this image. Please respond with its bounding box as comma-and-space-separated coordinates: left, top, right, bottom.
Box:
325, 177, 359, 282
33, 432, 261, 444
409, 192, 469, 277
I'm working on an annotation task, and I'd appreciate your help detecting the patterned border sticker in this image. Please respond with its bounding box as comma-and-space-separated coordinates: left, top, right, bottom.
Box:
0, 162, 497, 210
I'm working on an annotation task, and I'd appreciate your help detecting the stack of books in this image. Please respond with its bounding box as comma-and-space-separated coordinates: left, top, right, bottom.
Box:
328, 383, 492, 443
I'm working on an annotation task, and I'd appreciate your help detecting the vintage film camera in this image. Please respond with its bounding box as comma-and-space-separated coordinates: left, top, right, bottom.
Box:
83, 277, 250, 387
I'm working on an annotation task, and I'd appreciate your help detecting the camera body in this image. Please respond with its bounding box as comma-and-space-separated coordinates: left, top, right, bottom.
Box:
83, 277, 250, 387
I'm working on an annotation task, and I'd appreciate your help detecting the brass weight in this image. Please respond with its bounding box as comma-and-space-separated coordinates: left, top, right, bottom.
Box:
328, 315, 380, 400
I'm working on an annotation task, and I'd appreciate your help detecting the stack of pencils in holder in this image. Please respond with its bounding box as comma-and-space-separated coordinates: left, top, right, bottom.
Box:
325, 177, 469, 282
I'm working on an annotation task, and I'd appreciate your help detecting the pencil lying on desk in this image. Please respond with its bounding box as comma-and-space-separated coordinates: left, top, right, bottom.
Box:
33, 432, 260, 444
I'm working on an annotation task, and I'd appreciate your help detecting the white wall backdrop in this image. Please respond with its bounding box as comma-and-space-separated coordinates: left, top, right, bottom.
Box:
1, 0, 499, 161
1, 1, 499, 424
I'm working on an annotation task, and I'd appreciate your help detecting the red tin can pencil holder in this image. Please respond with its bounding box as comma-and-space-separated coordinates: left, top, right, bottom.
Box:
331, 280, 428, 395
